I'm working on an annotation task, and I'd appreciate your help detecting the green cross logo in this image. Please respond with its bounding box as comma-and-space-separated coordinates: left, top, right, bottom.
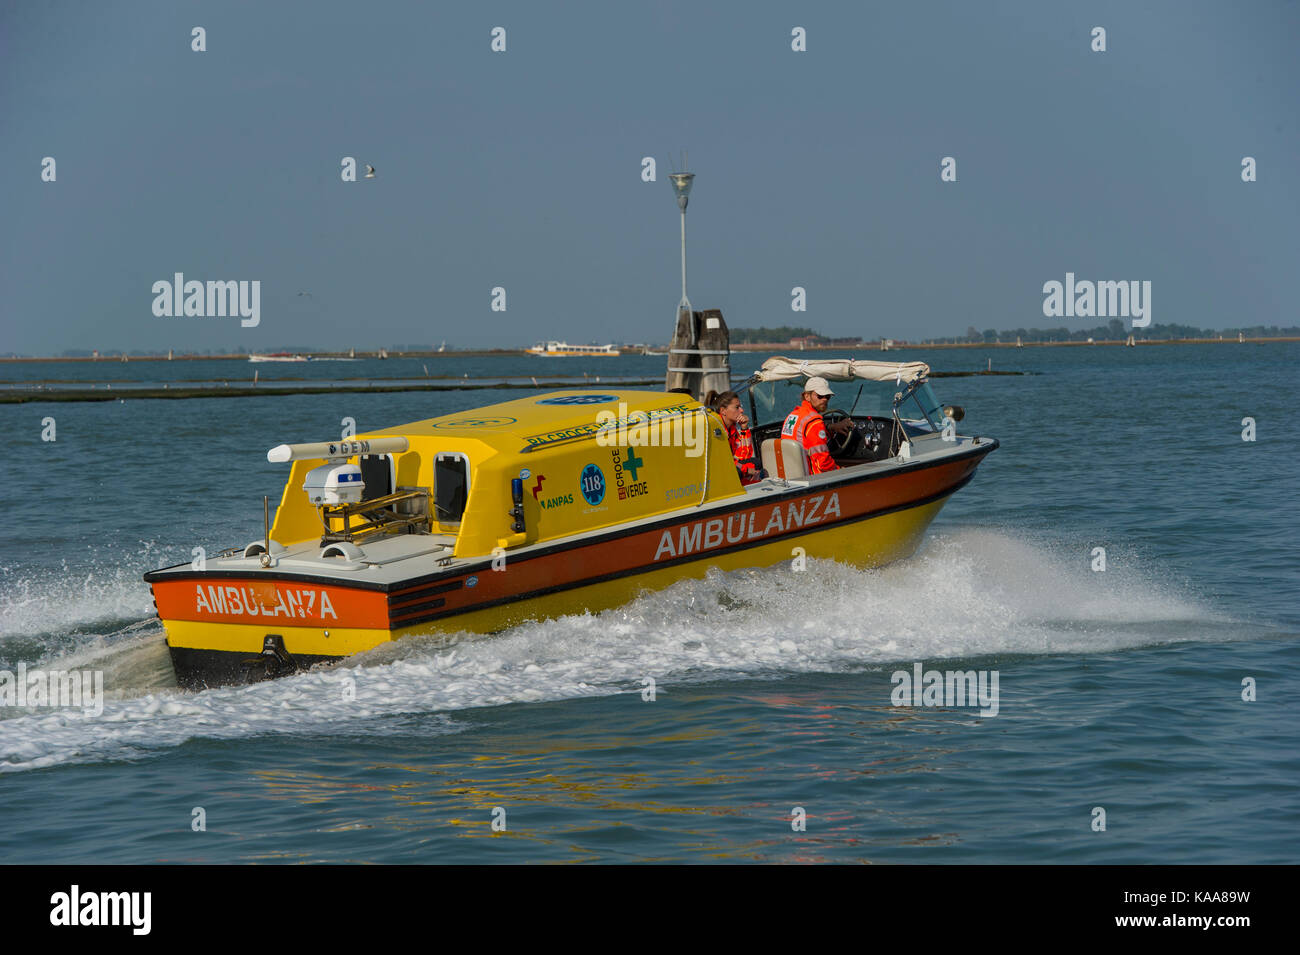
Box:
624, 449, 644, 481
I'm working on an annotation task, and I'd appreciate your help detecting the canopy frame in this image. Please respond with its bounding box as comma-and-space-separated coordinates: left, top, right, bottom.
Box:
746, 356, 931, 386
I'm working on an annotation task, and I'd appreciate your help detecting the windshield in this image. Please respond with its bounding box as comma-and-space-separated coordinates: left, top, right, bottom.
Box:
740, 377, 945, 430
900, 381, 944, 430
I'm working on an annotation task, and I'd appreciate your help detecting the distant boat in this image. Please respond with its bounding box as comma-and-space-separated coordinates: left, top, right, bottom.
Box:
167, 349, 174, 360
880, 339, 893, 351
1126, 335, 1136, 347
348, 347, 356, 359
1016, 337, 1022, 348
527, 341, 621, 357
1238, 332, 1245, 343
642, 346, 667, 356
438, 341, 446, 353
249, 353, 310, 363
377, 348, 388, 359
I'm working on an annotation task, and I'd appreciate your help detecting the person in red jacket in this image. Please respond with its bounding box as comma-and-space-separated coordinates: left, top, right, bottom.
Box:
708, 390, 762, 484
780, 376, 852, 474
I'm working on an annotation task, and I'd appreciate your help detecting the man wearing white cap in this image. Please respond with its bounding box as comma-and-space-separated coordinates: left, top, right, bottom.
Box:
780, 376, 853, 474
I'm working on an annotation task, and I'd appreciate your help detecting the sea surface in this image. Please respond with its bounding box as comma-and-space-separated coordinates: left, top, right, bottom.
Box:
0, 345, 1296, 863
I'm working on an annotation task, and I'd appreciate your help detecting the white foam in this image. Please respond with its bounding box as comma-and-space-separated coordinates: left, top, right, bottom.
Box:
0, 560, 157, 644
0, 528, 1237, 773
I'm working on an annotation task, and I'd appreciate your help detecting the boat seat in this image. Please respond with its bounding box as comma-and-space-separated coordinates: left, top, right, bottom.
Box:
760, 438, 808, 480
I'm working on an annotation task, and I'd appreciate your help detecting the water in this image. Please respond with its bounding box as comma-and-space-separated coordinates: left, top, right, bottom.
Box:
0, 344, 1296, 863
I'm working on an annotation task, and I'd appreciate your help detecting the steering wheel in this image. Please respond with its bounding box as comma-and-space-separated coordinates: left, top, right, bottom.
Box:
822, 410, 858, 455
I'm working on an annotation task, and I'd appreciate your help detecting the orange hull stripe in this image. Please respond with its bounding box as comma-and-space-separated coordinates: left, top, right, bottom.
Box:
153, 578, 389, 629
390, 455, 978, 623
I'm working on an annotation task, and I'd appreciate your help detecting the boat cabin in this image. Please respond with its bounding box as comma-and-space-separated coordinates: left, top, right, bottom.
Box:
264, 390, 745, 562
259, 359, 958, 566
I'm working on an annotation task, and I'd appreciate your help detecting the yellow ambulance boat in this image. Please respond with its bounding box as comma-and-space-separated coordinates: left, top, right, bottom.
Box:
145, 357, 997, 687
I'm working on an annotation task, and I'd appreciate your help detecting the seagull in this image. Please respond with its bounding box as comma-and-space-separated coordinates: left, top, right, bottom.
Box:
364, 164, 376, 179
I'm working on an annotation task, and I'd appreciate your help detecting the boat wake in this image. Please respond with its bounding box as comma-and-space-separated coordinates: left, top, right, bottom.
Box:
0, 560, 160, 668
0, 528, 1258, 773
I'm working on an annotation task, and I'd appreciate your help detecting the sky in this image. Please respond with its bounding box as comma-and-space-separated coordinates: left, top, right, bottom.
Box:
2, 0, 1297, 354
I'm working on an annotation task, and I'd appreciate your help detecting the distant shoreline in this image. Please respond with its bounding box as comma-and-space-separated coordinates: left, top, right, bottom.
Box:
0, 379, 659, 404
730, 337, 1299, 351
2, 336, 1296, 362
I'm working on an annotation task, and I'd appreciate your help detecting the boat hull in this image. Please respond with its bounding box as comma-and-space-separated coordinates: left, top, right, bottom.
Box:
155, 446, 989, 687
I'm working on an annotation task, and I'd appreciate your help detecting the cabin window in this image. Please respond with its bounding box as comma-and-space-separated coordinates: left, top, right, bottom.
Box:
434, 453, 470, 524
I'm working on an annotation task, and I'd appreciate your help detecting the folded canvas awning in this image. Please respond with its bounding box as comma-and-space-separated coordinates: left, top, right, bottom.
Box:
752, 356, 931, 385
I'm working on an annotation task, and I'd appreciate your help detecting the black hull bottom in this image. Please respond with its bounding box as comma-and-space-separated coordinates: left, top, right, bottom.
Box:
168, 643, 342, 690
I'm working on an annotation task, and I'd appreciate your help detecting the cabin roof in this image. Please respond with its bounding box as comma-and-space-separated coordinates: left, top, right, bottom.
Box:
366, 389, 705, 452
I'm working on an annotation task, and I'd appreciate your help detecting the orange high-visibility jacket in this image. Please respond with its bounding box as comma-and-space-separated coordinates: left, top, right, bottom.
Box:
780, 400, 839, 474
728, 425, 760, 484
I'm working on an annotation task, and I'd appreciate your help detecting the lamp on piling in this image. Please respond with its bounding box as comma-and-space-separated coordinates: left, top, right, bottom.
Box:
669, 166, 695, 342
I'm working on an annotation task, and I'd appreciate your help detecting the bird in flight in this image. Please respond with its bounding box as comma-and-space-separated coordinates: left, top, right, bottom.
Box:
365, 164, 376, 179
